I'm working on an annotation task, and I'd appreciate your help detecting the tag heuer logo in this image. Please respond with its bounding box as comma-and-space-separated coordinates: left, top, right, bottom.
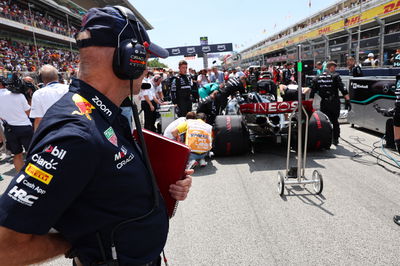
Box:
104, 127, 118, 147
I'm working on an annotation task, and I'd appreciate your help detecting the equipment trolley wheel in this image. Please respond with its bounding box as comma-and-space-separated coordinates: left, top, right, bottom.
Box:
312, 170, 323, 195
277, 171, 285, 196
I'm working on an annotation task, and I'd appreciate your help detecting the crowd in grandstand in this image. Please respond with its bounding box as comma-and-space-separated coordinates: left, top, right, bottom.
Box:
315, 0, 372, 23
0, 1, 78, 37
0, 39, 79, 73
244, 0, 374, 53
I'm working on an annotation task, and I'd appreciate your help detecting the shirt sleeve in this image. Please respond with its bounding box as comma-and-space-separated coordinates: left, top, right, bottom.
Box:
29, 92, 43, 118
170, 78, 177, 104
0, 128, 98, 234
19, 93, 31, 112
176, 121, 188, 134
142, 89, 151, 97
310, 77, 318, 99
210, 74, 215, 83
335, 75, 348, 96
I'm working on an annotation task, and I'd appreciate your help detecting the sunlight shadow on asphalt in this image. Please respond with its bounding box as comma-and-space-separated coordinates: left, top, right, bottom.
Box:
281, 186, 334, 216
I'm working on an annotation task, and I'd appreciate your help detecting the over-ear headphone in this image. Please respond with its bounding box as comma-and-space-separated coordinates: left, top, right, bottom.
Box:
112, 6, 147, 80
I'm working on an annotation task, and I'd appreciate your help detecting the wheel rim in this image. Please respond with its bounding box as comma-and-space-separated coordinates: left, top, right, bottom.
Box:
277, 175, 282, 193
277, 172, 282, 193
312, 170, 321, 192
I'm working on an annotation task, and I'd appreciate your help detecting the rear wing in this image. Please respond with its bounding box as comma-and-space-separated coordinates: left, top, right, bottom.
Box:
239, 100, 314, 114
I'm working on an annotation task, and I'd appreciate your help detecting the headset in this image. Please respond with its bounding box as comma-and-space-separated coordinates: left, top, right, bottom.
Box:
112, 6, 147, 80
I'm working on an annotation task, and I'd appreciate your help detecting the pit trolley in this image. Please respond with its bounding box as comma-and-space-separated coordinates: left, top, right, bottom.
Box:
277, 45, 323, 196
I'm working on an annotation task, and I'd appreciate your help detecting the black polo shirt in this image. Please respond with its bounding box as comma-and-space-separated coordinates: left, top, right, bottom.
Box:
0, 79, 169, 265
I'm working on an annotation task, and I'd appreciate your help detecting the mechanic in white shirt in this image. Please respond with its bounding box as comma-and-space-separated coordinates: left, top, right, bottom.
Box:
150, 74, 164, 102
163, 111, 196, 139
0, 79, 33, 172
30, 65, 69, 130
140, 80, 163, 132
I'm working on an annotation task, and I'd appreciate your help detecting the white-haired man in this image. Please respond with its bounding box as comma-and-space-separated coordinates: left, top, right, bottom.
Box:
30, 64, 69, 130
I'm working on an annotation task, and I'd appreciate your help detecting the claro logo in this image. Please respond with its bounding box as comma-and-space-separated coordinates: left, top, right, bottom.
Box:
92, 96, 112, 117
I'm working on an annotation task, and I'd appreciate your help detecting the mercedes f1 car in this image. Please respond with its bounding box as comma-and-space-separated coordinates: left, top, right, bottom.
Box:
212, 91, 333, 156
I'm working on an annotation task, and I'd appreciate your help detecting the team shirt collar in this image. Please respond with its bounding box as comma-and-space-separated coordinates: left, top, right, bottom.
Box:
69, 79, 120, 123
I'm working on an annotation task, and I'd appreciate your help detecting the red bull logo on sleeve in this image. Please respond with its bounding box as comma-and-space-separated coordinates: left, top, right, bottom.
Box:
71, 94, 95, 120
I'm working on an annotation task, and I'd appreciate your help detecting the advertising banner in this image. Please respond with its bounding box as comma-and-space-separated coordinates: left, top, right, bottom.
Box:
242, 0, 400, 60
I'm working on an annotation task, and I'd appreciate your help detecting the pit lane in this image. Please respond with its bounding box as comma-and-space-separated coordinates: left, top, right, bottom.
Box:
1, 124, 400, 265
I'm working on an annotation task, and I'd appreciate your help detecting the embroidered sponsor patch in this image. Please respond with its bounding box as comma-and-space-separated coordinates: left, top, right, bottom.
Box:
25, 163, 53, 185
71, 94, 95, 120
104, 127, 118, 147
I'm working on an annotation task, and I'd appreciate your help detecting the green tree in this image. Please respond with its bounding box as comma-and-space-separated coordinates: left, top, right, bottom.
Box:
147, 58, 168, 68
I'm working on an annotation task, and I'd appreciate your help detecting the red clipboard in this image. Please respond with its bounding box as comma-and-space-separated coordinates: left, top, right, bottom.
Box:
133, 129, 190, 218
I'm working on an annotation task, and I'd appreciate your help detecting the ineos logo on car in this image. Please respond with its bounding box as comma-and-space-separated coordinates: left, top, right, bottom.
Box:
92, 96, 112, 117
268, 101, 298, 113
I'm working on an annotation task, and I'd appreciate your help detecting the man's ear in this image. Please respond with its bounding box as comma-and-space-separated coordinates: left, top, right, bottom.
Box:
75, 30, 91, 41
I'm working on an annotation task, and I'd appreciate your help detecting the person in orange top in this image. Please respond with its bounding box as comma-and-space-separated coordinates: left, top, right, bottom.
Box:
171, 112, 212, 167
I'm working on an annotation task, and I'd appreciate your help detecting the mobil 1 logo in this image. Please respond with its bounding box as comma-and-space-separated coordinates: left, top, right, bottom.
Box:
44, 145, 67, 160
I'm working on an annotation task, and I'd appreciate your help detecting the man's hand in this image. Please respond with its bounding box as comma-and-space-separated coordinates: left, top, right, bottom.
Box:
150, 105, 155, 111
171, 128, 180, 142
395, 139, 400, 155
210, 91, 218, 99
345, 100, 351, 111
0, 226, 70, 266
169, 169, 193, 201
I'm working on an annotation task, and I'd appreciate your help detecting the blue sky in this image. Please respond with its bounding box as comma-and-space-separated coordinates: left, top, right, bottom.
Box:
131, 0, 339, 70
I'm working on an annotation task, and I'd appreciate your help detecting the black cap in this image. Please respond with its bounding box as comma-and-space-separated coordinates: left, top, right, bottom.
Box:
75, 6, 169, 58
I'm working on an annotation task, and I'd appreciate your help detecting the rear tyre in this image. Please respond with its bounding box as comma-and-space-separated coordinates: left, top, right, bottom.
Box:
213, 115, 250, 156
307, 111, 333, 151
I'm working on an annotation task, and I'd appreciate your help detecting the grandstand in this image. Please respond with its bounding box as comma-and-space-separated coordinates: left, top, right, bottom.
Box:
0, 0, 152, 76
235, 0, 400, 70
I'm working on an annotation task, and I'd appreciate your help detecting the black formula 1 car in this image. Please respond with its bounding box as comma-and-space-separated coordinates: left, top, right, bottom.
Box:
212, 91, 333, 156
